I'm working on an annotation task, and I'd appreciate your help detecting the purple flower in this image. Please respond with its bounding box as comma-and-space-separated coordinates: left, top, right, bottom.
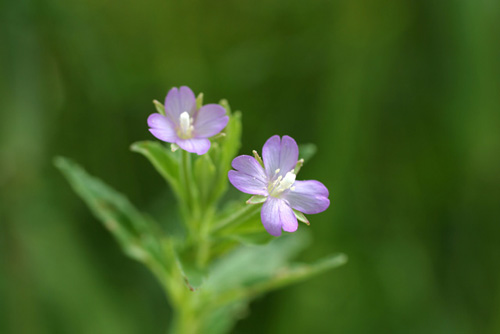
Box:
147, 86, 229, 155
228, 135, 330, 236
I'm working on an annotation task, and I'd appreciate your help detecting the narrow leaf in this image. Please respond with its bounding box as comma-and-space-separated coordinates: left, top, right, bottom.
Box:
130, 141, 182, 198
54, 157, 164, 266
214, 253, 347, 307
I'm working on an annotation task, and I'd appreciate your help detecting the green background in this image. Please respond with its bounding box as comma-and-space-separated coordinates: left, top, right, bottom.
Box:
1, 0, 499, 333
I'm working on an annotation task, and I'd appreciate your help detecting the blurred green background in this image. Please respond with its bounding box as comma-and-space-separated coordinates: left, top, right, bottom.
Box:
1, 0, 500, 333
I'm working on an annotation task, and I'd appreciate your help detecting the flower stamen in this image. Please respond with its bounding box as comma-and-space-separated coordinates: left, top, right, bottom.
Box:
178, 111, 194, 139
268, 170, 296, 197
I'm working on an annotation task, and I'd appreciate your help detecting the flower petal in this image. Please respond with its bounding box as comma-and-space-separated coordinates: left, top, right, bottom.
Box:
228, 155, 268, 195
164, 86, 197, 124
280, 135, 299, 172
176, 138, 210, 155
232, 155, 267, 183
147, 113, 178, 142
284, 180, 330, 214
194, 104, 229, 138
262, 135, 299, 179
261, 197, 298, 236
228, 170, 268, 196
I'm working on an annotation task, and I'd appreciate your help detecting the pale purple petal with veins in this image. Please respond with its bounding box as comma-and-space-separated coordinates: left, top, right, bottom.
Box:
279, 135, 299, 173
262, 135, 281, 179
228, 168, 268, 196
228, 155, 267, 195
147, 114, 178, 142
261, 197, 298, 236
231, 155, 267, 184
284, 180, 330, 214
262, 135, 299, 179
194, 104, 229, 138
164, 86, 196, 124
176, 138, 211, 155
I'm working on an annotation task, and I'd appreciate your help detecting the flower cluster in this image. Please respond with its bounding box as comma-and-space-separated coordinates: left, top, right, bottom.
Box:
148, 86, 330, 236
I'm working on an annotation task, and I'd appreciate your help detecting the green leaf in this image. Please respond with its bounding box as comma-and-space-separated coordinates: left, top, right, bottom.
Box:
224, 221, 274, 246
214, 253, 347, 307
194, 153, 216, 206
206, 231, 311, 294
212, 109, 242, 202
54, 157, 164, 266
130, 141, 182, 198
228, 231, 274, 246
298, 143, 317, 162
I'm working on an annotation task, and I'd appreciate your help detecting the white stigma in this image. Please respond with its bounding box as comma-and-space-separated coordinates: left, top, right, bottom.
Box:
268, 170, 296, 197
178, 111, 194, 139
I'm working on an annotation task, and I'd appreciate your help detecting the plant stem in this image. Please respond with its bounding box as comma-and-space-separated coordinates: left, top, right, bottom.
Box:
180, 150, 200, 231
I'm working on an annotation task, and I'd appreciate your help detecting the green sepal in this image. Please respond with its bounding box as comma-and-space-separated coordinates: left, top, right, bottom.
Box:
293, 209, 310, 225
252, 150, 264, 167
196, 93, 204, 109
294, 159, 304, 174
246, 195, 267, 204
219, 99, 232, 115
153, 99, 166, 115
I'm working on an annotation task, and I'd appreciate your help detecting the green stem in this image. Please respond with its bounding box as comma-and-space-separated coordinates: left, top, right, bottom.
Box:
180, 150, 200, 230
196, 206, 215, 268
212, 203, 261, 232
181, 150, 193, 207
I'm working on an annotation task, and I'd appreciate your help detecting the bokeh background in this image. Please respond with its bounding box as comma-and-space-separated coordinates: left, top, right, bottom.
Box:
1, 0, 500, 333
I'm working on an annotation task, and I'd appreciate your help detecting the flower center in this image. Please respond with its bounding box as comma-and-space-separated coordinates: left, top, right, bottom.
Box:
178, 111, 194, 139
268, 169, 296, 197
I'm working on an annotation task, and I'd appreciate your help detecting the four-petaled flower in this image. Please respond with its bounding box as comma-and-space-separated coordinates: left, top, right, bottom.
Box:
228, 135, 330, 236
148, 86, 229, 155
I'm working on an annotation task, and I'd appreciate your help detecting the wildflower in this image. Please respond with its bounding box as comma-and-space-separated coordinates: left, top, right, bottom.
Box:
228, 135, 330, 236
148, 86, 229, 155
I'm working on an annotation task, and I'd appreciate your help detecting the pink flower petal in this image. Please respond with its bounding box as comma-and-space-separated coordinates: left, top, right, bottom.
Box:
262, 135, 299, 179
194, 104, 229, 138
261, 197, 298, 236
147, 113, 178, 142
164, 86, 196, 124
284, 180, 330, 214
176, 138, 210, 155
